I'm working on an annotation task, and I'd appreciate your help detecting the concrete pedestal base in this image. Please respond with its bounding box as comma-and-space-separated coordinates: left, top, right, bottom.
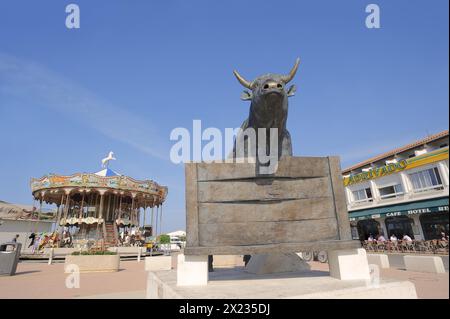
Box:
404, 255, 446, 274
146, 267, 417, 299
328, 248, 370, 280
367, 254, 390, 269
214, 255, 245, 268
245, 253, 311, 275
176, 254, 208, 286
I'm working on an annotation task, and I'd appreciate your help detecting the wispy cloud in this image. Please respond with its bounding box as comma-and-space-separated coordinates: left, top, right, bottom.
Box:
0, 53, 168, 161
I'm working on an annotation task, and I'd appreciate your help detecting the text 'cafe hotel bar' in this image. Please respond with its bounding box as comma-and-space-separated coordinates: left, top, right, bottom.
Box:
342, 130, 449, 241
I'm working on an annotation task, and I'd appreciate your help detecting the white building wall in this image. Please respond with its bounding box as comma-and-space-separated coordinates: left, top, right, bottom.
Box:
347, 159, 449, 211
438, 161, 449, 186
0, 219, 53, 251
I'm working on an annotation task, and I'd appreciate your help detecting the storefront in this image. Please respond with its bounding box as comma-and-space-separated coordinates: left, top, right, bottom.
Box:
349, 197, 449, 241
420, 211, 449, 240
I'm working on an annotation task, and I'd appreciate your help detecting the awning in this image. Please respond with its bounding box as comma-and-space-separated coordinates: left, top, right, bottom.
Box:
349, 197, 449, 221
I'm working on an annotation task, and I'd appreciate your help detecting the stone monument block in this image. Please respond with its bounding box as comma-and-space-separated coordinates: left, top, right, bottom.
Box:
184, 156, 360, 256
328, 248, 371, 280
177, 254, 209, 286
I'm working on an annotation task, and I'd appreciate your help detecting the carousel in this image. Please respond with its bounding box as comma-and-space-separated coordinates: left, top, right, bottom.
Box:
29, 152, 168, 251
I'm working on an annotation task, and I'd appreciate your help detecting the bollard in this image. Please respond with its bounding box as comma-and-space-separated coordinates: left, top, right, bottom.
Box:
48, 247, 54, 265
138, 246, 141, 262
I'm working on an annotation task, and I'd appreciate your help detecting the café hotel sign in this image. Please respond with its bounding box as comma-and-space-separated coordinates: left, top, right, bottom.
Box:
343, 147, 449, 187
349, 204, 449, 221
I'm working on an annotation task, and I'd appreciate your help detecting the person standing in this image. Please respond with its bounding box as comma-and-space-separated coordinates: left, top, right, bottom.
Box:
243, 255, 251, 266
11, 234, 19, 243
208, 255, 214, 272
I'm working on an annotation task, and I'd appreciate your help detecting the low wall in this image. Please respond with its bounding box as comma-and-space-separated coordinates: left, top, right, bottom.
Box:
44, 248, 77, 256
107, 247, 146, 255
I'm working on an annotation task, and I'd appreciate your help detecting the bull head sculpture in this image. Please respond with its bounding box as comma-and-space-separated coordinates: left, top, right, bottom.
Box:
231, 58, 300, 164
233, 58, 299, 101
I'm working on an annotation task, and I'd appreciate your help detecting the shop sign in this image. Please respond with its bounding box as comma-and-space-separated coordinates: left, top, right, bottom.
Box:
386, 211, 402, 217
344, 160, 407, 186
407, 208, 431, 215
350, 205, 448, 221
343, 147, 449, 186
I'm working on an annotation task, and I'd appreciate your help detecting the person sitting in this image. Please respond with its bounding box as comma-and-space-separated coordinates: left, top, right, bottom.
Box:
124, 234, 131, 246
377, 234, 386, 242
402, 234, 413, 242
441, 232, 448, 242
61, 230, 72, 247
390, 234, 398, 242
367, 234, 374, 242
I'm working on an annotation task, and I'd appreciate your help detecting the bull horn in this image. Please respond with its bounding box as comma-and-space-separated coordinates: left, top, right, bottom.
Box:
281, 57, 300, 83
233, 70, 253, 89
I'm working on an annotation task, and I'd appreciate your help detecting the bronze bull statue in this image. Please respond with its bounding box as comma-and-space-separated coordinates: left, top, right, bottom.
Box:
232, 58, 300, 163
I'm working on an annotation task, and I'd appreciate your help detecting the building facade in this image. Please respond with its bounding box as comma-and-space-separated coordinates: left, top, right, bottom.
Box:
0, 201, 53, 250
342, 130, 449, 241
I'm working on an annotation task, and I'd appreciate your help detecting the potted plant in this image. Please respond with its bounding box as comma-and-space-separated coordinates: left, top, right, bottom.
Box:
64, 249, 120, 273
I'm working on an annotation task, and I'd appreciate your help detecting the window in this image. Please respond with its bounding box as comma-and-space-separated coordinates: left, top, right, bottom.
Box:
408, 167, 443, 192
352, 187, 373, 203
378, 184, 404, 199
385, 216, 414, 239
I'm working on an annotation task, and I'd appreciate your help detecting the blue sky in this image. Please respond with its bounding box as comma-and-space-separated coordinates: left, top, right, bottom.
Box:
0, 0, 448, 232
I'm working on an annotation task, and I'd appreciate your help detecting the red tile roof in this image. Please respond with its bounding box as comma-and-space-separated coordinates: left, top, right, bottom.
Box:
342, 130, 449, 174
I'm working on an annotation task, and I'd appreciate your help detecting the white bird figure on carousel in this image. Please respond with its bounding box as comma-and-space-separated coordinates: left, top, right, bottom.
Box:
101, 151, 116, 168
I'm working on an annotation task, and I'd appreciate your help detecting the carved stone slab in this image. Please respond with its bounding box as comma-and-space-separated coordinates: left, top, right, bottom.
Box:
184, 156, 359, 255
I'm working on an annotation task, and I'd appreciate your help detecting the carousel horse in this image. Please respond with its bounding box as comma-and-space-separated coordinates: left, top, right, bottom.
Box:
101, 151, 116, 168
48, 232, 60, 248
38, 234, 50, 251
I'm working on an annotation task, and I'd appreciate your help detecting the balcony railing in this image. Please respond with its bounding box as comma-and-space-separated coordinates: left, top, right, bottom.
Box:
379, 192, 405, 200
349, 186, 448, 208
353, 198, 373, 204
411, 184, 444, 194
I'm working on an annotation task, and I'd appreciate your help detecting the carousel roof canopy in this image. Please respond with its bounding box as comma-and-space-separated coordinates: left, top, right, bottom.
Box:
29, 152, 168, 207
94, 168, 121, 177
